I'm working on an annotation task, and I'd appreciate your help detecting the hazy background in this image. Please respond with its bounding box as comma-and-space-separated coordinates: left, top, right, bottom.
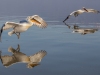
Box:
0, 0, 99, 22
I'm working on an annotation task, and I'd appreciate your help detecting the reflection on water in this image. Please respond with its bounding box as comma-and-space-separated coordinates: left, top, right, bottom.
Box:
64, 22, 98, 35
0, 44, 47, 69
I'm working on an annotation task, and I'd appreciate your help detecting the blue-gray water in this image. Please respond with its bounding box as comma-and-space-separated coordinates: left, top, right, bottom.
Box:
0, 0, 100, 75
0, 16, 100, 75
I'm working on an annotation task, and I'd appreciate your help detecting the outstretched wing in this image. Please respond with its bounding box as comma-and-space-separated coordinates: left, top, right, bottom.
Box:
0, 55, 17, 67
63, 11, 78, 22
0, 25, 4, 42
29, 50, 47, 63
86, 9, 100, 13
30, 15, 47, 28
0, 22, 20, 42
3, 22, 20, 30
63, 15, 71, 22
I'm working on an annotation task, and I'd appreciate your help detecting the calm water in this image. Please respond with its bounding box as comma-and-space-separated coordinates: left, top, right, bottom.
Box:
0, 16, 100, 75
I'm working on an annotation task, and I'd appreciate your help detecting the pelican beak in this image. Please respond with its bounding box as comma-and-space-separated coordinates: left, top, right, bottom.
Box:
83, 8, 88, 12
30, 18, 41, 24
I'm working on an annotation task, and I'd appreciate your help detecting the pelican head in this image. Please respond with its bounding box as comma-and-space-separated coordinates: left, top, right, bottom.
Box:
27, 63, 39, 69
8, 47, 16, 53
82, 7, 88, 12
26, 16, 33, 24
26, 15, 41, 25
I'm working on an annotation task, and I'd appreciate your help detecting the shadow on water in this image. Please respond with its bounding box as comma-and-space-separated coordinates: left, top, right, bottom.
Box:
0, 44, 47, 69
64, 22, 99, 35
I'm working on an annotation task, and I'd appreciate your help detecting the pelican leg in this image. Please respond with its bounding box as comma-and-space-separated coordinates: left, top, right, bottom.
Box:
16, 44, 20, 52
8, 30, 15, 36
15, 33, 20, 39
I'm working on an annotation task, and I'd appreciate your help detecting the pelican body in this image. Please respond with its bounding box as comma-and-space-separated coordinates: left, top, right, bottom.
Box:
63, 7, 100, 22
0, 45, 47, 68
0, 15, 47, 41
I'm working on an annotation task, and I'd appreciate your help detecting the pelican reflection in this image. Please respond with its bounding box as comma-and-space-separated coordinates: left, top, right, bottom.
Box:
73, 26, 98, 35
0, 45, 47, 68
64, 22, 98, 35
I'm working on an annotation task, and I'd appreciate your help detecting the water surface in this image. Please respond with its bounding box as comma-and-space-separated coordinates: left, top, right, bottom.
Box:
0, 16, 100, 75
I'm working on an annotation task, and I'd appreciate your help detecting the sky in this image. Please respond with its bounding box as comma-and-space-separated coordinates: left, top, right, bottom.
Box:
0, 0, 100, 22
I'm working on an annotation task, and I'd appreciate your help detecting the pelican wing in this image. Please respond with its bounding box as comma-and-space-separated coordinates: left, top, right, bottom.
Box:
0, 25, 4, 42
63, 15, 71, 22
29, 50, 47, 63
0, 55, 17, 67
0, 22, 20, 42
3, 22, 20, 30
86, 9, 100, 13
31, 15, 47, 28
63, 11, 79, 22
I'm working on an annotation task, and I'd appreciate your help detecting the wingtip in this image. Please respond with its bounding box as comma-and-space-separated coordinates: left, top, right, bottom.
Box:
63, 15, 70, 22
0, 24, 4, 42
63, 20, 65, 23
98, 11, 100, 13
0, 35, 1, 42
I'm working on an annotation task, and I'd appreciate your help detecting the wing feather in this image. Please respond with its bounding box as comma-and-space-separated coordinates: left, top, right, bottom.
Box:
0, 22, 20, 42
0, 55, 17, 67
3, 22, 20, 30
86, 9, 100, 13
29, 50, 47, 63
63, 15, 71, 22
31, 15, 47, 28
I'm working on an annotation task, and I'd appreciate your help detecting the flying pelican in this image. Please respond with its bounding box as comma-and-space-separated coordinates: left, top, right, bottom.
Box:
63, 7, 100, 22
0, 45, 47, 68
0, 15, 47, 41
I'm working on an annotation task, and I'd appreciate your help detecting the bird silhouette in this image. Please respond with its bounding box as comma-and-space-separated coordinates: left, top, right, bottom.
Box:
63, 7, 100, 22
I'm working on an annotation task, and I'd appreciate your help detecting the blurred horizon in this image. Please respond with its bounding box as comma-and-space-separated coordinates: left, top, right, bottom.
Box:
0, 0, 100, 23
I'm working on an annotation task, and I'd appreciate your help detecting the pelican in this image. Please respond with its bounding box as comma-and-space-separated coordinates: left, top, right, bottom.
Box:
63, 7, 100, 22
72, 25, 98, 35
0, 15, 47, 41
0, 45, 47, 68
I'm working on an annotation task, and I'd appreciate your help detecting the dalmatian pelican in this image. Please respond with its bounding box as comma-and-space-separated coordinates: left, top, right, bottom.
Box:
63, 7, 100, 22
0, 15, 47, 41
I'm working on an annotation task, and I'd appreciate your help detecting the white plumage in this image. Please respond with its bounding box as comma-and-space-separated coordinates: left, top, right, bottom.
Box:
0, 15, 47, 41
63, 7, 100, 22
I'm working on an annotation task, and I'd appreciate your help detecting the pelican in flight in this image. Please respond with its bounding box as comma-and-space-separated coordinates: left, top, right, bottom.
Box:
0, 45, 47, 68
0, 15, 47, 41
63, 7, 100, 22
